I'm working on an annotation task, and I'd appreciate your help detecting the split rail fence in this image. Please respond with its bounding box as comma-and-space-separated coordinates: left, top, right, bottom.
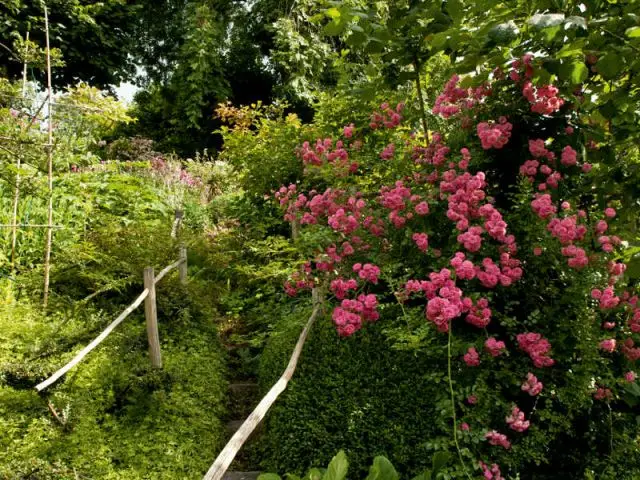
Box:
35, 246, 188, 392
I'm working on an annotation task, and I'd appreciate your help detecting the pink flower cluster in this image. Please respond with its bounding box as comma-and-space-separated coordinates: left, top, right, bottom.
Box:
380, 143, 395, 160
370, 102, 403, 129
412, 232, 429, 252
506, 406, 530, 432
464, 347, 481, 366
432, 74, 490, 118
477, 118, 512, 150
517, 333, 554, 368
450, 252, 475, 280
485, 430, 511, 449
521, 372, 543, 396
420, 269, 465, 332
332, 294, 379, 336
465, 298, 492, 328
599, 338, 616, 353
523, 81, 564, 115
485, 337, 506, 357
330, 278, 358, 300
300, 138, 349, 168
354, 263, 380, 284
591, 287, 620, 310
547, 215, 587, 245
479, 462, 504, 480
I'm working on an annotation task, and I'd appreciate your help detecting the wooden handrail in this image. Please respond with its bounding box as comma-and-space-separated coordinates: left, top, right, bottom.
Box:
154, 258, 185, 284
35, 288, 150, 392
34, 248, 189, 392
203, 295, 322, 480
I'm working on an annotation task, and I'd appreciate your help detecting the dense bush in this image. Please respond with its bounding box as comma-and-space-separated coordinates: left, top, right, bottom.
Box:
264, 55, 640, 479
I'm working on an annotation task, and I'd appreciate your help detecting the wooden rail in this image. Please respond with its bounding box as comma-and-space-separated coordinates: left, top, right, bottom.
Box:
203, 289, 323, 480
35, 250, 188, 392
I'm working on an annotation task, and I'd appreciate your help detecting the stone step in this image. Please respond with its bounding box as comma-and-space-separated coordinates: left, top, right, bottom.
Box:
223, 472, 261, 480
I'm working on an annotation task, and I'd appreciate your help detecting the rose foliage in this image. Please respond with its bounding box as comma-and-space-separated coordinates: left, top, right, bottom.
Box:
274, 56, 640, 477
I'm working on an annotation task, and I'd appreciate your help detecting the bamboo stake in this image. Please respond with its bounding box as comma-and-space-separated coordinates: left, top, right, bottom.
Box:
1, 224, 64, 229
42, 4, 54, 308
11, 31, 29, 271
203, 295, 322, 480
35, 288, 150, 391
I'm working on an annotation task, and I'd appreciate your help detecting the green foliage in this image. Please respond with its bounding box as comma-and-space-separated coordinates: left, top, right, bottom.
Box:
258, 312, 457, 478
0, 282, 227, 479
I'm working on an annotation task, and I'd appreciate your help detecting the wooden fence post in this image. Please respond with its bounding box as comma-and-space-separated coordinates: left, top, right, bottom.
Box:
143, 267, 162, 368
179, 247, 187, 285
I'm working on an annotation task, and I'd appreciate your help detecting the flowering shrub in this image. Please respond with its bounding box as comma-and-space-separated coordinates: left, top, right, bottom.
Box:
274, 55, 640, 477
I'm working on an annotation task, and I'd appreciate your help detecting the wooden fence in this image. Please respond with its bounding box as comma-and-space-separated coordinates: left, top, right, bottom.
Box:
34, 246, 188, 392
202, 287, 324, 480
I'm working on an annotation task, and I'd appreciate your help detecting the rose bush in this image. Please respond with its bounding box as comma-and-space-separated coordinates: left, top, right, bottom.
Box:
274, 56, 640, 478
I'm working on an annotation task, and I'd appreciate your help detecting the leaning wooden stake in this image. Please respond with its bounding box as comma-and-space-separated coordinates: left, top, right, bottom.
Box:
203, 290, 323, 480
143, 267, 162, 368
179, 246, 187, 285
42, 5, 54, 308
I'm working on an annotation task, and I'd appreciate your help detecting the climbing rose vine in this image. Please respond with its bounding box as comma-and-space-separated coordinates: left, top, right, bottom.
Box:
275, 55, 640, 477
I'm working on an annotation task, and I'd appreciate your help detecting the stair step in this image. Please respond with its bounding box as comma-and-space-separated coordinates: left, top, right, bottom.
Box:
223, 472, 261, 480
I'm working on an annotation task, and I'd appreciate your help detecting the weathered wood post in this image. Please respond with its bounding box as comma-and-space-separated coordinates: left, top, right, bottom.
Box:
143, 267, 162, 368
179, 246, 187, 285
171, 209, 184, 239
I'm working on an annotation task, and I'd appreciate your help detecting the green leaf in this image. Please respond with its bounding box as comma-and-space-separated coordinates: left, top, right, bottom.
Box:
258, 474, 282, 480
304, 469, 324, 480
559, 60, 588, 84
322, 451, 348, 480
626, 26, 640, 38
431, 451, 451, 476
365, 456, 399, 480
411, 472, 431, 480
446, 0, 464, 24
324, 20, 345, 36
325, 7, 341, 19
596, 53, 623, 79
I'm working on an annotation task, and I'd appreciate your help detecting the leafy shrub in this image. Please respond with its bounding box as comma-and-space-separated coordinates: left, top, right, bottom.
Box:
264, 55, 640, 479
259, 309, 451, 478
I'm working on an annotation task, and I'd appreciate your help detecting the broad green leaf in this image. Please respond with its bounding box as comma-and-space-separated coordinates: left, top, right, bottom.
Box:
596, 53, 623, 79
559, 60, 588, 84
365, 456, 399, 480
324, 20, 345, 36
431, 451, 451, 476
322, 451, 348, 480
325, 7, 340, 19
258, 474, 282, 480
626, 26, 640, 38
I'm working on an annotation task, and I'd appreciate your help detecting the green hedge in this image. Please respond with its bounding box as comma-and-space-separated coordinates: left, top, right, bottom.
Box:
258, 308, 448, 478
